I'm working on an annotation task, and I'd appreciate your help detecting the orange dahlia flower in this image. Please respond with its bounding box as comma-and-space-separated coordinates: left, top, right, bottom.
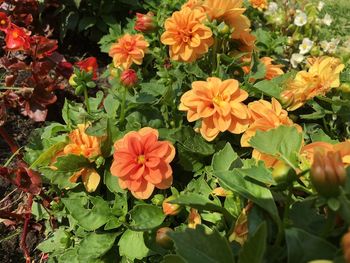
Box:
249, 0, 268, 10
63, 124, 101, 159
160, 7, 213, 62
181, 0, 205, 11
51, 124, 102, 192
281, 56, 344, 111
110, 127, 175, 199
108, 34, 149, 69
241, 98, 301, 147
202, 0, 255, 52
179, 77, 250, 141
242, 57, 284, 81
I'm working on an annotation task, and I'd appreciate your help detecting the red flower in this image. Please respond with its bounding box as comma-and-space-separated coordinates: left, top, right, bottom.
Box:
5, 24, 30, 51
0, 12, 10, 32
120, 69, 138, 87
134, 12, 156, 32
75, 57, 98, 80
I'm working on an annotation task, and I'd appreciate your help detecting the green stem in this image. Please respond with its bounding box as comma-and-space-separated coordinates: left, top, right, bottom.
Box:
211, 39, 218, 74
84, 88, 91, 114
119, 86, 127, 127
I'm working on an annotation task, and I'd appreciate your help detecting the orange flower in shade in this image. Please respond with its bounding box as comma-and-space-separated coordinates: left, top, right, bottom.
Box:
242, 57, 284, 81
301, 141, 350, 167
249, 0, 268, 10
63, 124, 101, 159
5, 24, 30, 51
179, 77, 250, 141
229, 202, 253, 245
202, 0, 256, 52
160, 7, 213, 62
0, 12, 10, 32
188, 208, 201, 229
110, 127, 175, 199
281, 56, 345, 111
52, 124, 102, 192
108, 34, 149, 69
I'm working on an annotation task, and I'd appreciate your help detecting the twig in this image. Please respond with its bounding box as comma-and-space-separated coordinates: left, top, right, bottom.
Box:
0, 127, 19, 154
20, 193, 33, 263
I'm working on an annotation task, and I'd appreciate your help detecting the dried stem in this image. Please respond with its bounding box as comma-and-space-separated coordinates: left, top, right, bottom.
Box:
20, 193, 33, 263
0, 126, 19, 154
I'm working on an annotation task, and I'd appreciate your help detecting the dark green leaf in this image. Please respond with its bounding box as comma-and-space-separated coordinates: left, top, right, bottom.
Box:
118, 230, 150, 260
129, 204, 165, 231
78, 232, 118, 260
169, 225, 235, 263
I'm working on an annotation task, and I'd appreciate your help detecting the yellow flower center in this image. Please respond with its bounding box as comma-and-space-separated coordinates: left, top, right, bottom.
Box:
0, 19, 6, 25
212, 95, 223, 107
87, 66, 93, 72
137, 155, 146, 164
12, 31, 18, 38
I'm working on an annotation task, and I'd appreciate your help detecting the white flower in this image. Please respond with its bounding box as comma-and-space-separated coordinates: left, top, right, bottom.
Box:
328, 38, 340, 53
299, 38, 314, 55
320, 40, 330, 52
290, 53, 305, 68
317, 1, 325, 11
265, 2, 278, 14
294, 10, 307, 27
322, 14, 333, 26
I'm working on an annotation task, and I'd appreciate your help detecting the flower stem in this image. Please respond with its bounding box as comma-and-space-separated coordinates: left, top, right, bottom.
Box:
119, 86, 127, 127
84, 88, 91, 114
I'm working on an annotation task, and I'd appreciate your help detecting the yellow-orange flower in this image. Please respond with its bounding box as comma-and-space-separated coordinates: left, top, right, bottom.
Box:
242, 56, 284, 81
108, 33, 149, 69
249, 0, 268, 10
202, 0, 255, 52
110, 127, 175, 199
281, 56, 345, 111
241, 98, 301, 147
161, 7, 213, 62
52, 124, 102, 192
188, 208, 201, 229
181, 0, 205, 11
63, 124, 101, 159
179, 77, 250, 141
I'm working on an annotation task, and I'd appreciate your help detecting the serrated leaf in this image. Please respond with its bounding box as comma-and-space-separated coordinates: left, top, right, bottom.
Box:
118, 230, 149, 261
253, 72, 293, 99
249, 126, 303, 168
129, 204, 165, 231
215, 170, 280, 224
169, 225, 235, 263
211, 143, 239, 172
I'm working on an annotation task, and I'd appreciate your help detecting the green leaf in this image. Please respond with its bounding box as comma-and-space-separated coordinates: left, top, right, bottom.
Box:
253, 72, 293, 99
236, 162, 276, 186
162, 255, 186, 263
61, 196, 113, 231
129, 204, 165, 231
169, 225, 235, 263
285, 228, 337, 263
53, 154, 91, 172
211, 143, 239, 172
78, 232, 118, 260
181, 134, 215, 156
249, 126, 303, 169
238, 222, 267, 263
74, 0, 82, 8
37, 227, 71, 253
104, 94, 119, 118
118, 230, 150, 261
104, 169, 125, 194
39, 167, 78, 189
30, 142, 66, 169
214, 170, 280, 224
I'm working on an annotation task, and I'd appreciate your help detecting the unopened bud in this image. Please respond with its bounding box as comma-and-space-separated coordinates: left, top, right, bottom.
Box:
188, 208, 201, 229
162, 196, 181, 216
310, 151, 346, 197
155, 227, 174, 249
120, 69, 138, 87
134, 12, 156, 33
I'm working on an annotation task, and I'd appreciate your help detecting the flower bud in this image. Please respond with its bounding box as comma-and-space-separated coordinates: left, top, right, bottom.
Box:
120, 69, 138, 87
155, 227, 174, 249
134, 12, 156, 33
340, 83, 350, 93
229, 202, 253, 245
69, 73, 77, 86
217, 22, 230, 35
272, 161, 297, 185
162, 196, 181, 216
310, 151, 346, 197
342, 229, 350, 263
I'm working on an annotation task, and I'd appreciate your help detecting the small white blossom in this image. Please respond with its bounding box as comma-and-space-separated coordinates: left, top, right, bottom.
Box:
317, 1, 325, 11
290, 53, 305, 68
322, 14, 333, 26
299, 38, 314, 54
294, 10, 307, 27
328, 38, 340, 53
265, 2, 279, 15
320, 40, 330, 52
